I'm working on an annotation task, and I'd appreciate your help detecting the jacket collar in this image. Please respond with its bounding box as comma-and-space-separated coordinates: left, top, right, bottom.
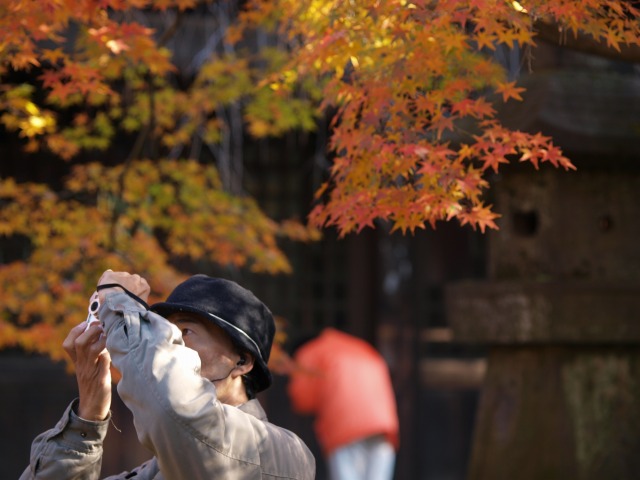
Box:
238, 398, 267, 421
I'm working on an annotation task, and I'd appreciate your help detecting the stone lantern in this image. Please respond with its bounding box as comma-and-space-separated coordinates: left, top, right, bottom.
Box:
445, 67, 640, 479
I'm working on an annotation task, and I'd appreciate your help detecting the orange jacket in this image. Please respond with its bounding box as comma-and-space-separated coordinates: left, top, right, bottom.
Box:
287, 328, 399, 456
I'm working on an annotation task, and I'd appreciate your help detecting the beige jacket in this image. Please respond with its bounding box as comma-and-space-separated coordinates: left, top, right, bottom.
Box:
21, 291, 315, 479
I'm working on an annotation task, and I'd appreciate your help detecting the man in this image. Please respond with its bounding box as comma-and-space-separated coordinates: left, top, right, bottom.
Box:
287, 328, 398, 480
21, 270, 315, 479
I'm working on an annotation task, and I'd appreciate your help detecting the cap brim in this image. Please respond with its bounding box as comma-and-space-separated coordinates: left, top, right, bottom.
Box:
150, 302, 272, 392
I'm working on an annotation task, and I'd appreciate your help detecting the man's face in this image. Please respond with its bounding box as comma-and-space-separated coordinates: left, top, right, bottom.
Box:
168, 312, 240, 383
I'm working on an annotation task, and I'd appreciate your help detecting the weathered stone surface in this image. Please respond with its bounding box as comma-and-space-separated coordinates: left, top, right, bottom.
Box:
486, 169, 640, 283
446, 281, 640, 343
468, 347, 640, 480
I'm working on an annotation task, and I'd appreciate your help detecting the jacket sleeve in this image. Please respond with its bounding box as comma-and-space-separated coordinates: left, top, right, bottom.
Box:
19, 400, 109, 480
100, 291, 260, 478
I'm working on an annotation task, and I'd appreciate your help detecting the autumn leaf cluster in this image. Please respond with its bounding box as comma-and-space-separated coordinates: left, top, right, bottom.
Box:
234, 0, 640, 234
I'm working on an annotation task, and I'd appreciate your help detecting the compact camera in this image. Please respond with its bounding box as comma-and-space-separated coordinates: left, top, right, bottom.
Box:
85, 291, 100, 329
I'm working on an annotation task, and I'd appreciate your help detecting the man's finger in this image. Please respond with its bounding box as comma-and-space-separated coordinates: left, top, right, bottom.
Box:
63, 321, 92, 360
74, 323, 104, 348
72, 324, 106, 360
98, 269, 113, 284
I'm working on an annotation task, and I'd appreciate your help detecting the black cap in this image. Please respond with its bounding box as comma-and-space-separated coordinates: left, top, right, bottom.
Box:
150, 275, 274, 392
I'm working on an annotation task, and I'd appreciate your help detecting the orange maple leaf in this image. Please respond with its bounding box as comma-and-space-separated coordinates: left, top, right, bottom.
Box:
441, 29, 468, 53
541, 144, 576, 170
603, 29, 622, 52
519, 148, 539, 169
41, 48, 66, 65
175, 0, 197, 10
481, 151, 510, 172
458, 203, 500, 233
496, 81, 525, 102
457, 143, 475, 160
474, 30, 497, 50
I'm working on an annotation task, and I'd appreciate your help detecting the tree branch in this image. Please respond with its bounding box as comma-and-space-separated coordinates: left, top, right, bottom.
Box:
105, 10, 186, 249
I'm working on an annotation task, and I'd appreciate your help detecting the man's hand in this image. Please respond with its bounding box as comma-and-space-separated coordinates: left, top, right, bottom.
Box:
97, 270, 150, 304
63, 322, 112, 421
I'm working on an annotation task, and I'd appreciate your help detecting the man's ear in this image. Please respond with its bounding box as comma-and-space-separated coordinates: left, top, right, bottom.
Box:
234, 352, 255, 375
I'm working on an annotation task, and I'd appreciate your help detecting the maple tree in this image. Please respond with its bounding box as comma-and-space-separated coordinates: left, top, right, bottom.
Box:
1, 0, 639, 364
234, 0, 639, 235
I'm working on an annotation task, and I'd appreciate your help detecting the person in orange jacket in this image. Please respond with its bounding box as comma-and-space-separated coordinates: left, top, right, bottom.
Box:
287, 327, 399, 480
